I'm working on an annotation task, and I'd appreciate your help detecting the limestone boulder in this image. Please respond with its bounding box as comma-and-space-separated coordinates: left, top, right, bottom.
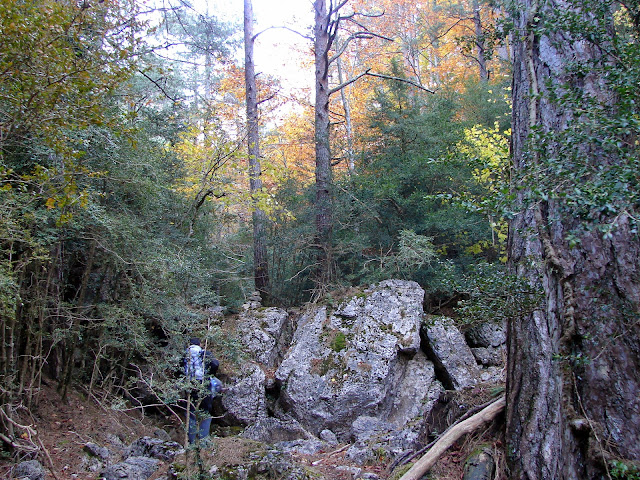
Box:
124, 437, 183, 462
471, 346, 505, 367
275, 280, 441, 440
102, 456, 159, 480
237, 306, 292, 368
241, 416, 313, 444
222, 362, 268, 425
12, 460, 46, 480
422, 316, 481, 390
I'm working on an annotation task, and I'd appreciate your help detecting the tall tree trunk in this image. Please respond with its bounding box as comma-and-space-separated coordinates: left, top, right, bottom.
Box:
244, 0, 270, 300
507, 1, 640, 479
313, 0, 334, 285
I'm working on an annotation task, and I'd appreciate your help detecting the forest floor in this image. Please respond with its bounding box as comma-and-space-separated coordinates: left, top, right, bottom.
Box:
0, 380, 470, 480
0, 380, 173, 479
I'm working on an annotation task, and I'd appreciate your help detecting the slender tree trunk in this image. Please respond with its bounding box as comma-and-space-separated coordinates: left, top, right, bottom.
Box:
314, 0, 334, 284
472, 0, 488, 81
244, 0, 270, 300
507, 1, 640, 479
336, 55, 355, 175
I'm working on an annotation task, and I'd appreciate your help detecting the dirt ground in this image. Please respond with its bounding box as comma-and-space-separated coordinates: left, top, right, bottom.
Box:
0, 380, 180, 479
0, 382, 393, 480
0, 379, 496, 480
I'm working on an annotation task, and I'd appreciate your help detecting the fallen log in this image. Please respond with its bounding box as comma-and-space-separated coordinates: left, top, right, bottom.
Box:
398, 395, 506, 480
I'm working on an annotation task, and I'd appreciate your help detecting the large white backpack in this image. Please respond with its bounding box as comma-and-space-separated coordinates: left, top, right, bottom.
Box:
185, 344, 204, 381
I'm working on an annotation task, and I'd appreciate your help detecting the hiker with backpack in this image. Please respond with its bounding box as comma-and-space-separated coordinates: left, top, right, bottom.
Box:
183, 337, 223, 444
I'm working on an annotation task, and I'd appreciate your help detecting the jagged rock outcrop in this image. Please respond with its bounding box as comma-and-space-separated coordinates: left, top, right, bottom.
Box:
84, 442, 111, 462
124, 436, 182, 462
89, 436, 183, 480
274, 280, 442, 441
241, 416, 314, 444
465, 322, 506, 348
471, 347, 504, 367
222, 362, 269, 425
422, 316, 481, 390
466, 321, 507, 372
216, 279, 507, 467
237, 302, 293, 368
102, 456, 160, 480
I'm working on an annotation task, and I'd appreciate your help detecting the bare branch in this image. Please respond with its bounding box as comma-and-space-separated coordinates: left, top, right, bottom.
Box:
329, 0, 350, 17
342, 14, 383, 31
257, 93, 278, 105
329, 69, 370, 95
329, 69, 434, 96
253, 25, 312, 42
329, 31, 393, 64
364, 72, 434, 93
137, 70, 181, 103
337, 11, 356, 22
354, 9, 385, 19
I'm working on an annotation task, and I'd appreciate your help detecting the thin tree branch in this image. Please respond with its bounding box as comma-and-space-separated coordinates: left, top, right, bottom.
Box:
137, 70, 181, 103
365, 72, 434, 93
329, 31, 393, 64
253, 25, 312, 42
329, 69, 370, 95
257, 93, 277, 105
330, 0, 350, 17
329, 70, 434, 96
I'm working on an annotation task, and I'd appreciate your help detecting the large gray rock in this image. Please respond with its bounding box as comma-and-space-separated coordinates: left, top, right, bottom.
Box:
241, 416, 313, 444
84, 442, 111, 461
222, 362, 268, 425
423, 316, 481, 390
386, 350, 444, 427
237, 307, 292, 368
275, 438, 326, 455
255, 450, 319, 480
275, 280, 439, 440
471, 346, 505, 367
351, 415, 392, 443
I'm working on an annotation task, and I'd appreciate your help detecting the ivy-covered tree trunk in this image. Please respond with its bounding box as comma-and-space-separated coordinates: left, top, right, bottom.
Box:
507, 1, 640, 478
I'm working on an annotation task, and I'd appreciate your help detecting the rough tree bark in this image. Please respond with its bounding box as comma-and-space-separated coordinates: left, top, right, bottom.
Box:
507, 1, 640, 479
313, 0, 334, 285
244, 0, 270, 300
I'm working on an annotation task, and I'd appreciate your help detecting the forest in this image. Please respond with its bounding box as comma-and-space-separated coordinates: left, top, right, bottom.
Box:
0, 0, 639, 479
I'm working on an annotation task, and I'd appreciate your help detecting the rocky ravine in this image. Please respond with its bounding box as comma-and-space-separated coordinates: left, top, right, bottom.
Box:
9, 280, 505, 480
222, 279, 505, 470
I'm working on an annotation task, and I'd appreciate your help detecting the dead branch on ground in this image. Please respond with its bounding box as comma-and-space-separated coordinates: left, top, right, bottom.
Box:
397, 395, 506, 480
